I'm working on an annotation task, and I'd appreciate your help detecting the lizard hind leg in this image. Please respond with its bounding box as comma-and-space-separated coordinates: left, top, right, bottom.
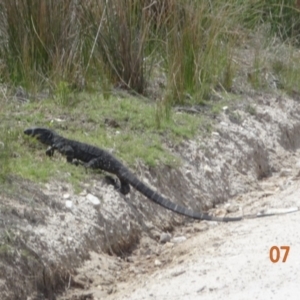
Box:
119, 179, 130, 195
104, 176, 130, 195
46, 146, 55, 157
56, 144, 75, 163
104, 175, 118, 188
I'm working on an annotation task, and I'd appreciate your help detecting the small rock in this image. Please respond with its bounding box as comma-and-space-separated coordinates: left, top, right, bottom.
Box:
171, 270, 186, 277
203, 165, 213, 175
163, 242, 174, 249
154, 259, 162, 266
203, 221, 219, 227
261, 191, 275, 197
224, 203, 240, 213
279, 168, 292, 177
126, 256, 134, 263
63, 193, 70, 199
25, 225, 33, 231
193, 223, 209, 232
220, 121, 228, 127
213, 207, 227, 218
86, 193, 101, 207
185, 170, 192, 175
143, 249, 152, 256
59, 213, 65, 221
211, 132, 219, 137
150, 230, 161, 240
54, 118, 65, 123
222, 106, 228, 111
61, 186, 68, 192
159, 232, 172, 244
129, 266, 138, 273
171, 236, 187, 244
197, 286, 206, 293
65, 200, 73, 209
79, 190, 87, 196
44, 183, 51, 191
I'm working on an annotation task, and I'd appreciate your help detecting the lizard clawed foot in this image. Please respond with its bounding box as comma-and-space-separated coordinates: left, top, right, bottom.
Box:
104, 175, 119, 188
71, 159, 82, 167
104, 176, 130, 195
46, 147, 54, 157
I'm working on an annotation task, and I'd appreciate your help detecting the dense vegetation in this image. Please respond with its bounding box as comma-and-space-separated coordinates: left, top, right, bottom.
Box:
0, 0, 299, 106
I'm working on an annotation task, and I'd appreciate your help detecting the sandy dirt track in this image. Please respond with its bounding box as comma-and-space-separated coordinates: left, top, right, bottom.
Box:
102, 174, 300, 300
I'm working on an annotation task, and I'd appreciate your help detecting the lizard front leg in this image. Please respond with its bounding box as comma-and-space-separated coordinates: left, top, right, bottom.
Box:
118, 178, 131, 195
104, 176, 131, 195
54, 143, 77, 165
46, 146, 55, 157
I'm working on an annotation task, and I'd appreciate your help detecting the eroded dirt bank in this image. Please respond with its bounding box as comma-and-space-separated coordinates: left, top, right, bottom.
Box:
1, 92, 300, 299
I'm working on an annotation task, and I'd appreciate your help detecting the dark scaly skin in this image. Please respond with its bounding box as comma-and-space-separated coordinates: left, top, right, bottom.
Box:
24, 127, 243, 222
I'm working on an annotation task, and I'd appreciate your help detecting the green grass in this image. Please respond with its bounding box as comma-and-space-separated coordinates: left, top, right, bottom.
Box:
0, 93, 205, 189
271, 50, 300, 94
0, 244, 14, 258
245, 104, 257, 116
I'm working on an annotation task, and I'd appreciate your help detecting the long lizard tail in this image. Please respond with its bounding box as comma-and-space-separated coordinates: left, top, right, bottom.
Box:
118, 167, 242, 222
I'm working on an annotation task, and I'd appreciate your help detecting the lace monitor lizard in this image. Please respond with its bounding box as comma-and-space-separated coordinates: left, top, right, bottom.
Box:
24, 127, 298, 222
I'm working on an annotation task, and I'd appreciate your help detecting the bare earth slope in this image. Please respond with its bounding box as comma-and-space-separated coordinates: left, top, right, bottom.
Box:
1, 91, 300, 299
58, 92, 300, 300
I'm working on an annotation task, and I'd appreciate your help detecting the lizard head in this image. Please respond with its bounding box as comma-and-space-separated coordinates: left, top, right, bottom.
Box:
24, 127, 55, 145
